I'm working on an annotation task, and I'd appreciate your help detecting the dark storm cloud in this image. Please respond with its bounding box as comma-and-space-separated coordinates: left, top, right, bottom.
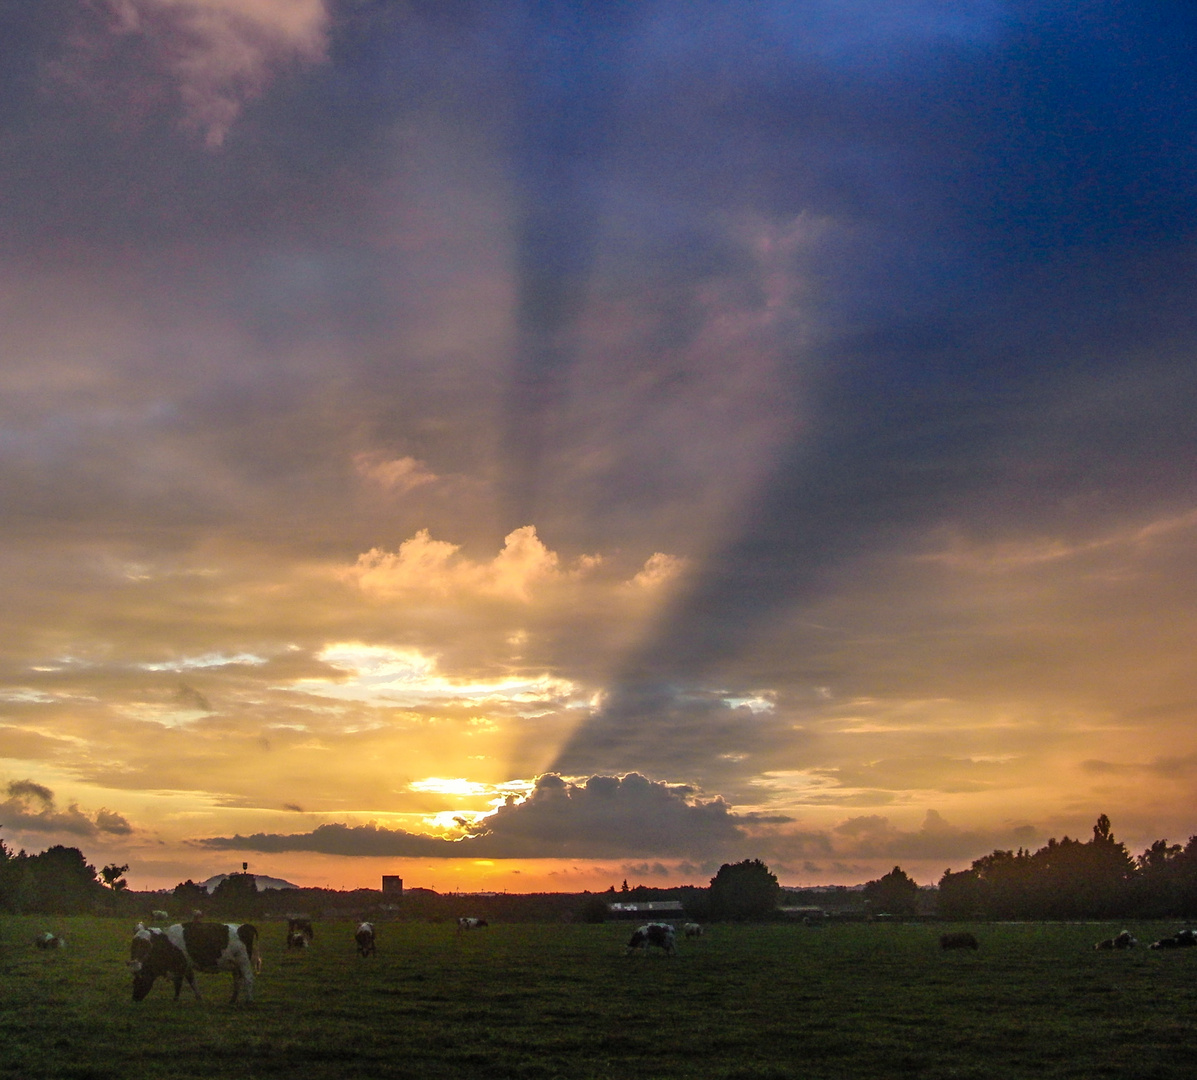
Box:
198, 771, 747, 858
557, 1, 1197, 771
1, 779, 133, 837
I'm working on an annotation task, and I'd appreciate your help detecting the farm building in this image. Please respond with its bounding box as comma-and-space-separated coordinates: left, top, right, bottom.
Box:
606, 901, 684, 920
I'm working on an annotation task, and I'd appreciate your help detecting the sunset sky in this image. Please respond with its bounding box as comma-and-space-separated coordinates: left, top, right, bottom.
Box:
3, 0, 1197, 894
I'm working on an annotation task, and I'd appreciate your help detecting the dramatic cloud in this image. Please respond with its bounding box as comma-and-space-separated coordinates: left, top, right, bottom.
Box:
199, 772, 747, 859
3, 2, 1197, 889
1, 780, 133, 838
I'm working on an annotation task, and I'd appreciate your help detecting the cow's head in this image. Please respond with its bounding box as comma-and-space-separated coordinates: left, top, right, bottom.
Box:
128, 926, 157, 1001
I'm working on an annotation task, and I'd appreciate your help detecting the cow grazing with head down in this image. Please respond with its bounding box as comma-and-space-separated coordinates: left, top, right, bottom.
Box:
286, 918, 314, 949
627, 923, 676, 956
34, 932, 64, 950
128, 922, 258, 1003
1095, 930, 1137, 950
457, 917, 488, 934
683, 923, 704, 938
355, 922, 376, 957
940, 932, 979, 951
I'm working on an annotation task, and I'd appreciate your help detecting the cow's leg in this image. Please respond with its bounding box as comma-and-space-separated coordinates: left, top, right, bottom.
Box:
186, 971, 203, 1001
230, 969, 241, 1003
172, 974, 184, 1000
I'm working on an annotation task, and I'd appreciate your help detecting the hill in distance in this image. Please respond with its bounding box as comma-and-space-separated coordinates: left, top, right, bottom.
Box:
200, 873, 298, 893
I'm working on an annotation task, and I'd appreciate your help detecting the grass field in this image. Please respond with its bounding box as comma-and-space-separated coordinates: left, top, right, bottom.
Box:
2, 916, 1195, 1079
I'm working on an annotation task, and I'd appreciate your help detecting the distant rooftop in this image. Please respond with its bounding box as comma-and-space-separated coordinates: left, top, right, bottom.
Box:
608, 901, 684, 912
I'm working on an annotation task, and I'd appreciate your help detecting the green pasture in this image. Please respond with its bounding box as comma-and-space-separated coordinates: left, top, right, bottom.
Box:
1, 917, 1194, 1079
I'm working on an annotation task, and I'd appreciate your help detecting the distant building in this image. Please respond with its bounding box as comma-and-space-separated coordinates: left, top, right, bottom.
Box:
382, 876, 403, 896
606, 901, 684, 919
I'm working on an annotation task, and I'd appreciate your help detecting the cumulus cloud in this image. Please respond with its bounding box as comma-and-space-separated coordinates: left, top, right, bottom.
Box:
1, 779, 133, 837
347, 527, 568, 603
197, 771, 748, 859
626, 552, 689, 591
346, 526, 679, 612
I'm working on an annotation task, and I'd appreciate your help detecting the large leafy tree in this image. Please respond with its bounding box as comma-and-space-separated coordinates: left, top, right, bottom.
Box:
863, 866, 920, 916
25, 845, 102, 914
210, 872, 260, 916
708, 859, 780, 920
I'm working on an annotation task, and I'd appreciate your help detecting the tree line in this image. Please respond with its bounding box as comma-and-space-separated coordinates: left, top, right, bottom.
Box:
936, 815, 1197, 920
0, 836, 132, 915
4, 815, 1196, 920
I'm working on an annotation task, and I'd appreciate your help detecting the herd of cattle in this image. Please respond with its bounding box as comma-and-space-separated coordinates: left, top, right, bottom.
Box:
27, 916, 1197, 1003
1093, 928, 1197, 950
937, 927, 1197, 952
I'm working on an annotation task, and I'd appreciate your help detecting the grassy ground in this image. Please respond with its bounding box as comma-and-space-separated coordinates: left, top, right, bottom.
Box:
1, 917, 1194, 1079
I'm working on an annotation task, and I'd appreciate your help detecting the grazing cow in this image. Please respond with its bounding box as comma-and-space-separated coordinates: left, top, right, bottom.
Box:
626, 923, 676, 956
457, 917, 488, 933
355, 922, 376, 957
1150, 929, 1197, 950
683, 922, 704, 938
940, 932, 979, 951
128, 922, 258, 1003
1095, 930, 1137, 950
34, 932, 64, 950
151, 910, 169, 922
286, 918, 314, 949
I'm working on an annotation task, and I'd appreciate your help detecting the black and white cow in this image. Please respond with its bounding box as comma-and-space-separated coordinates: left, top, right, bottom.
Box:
151, 910, 169, 922
940, 932, 979, 950
355, 922, 376, 957
1149, 928, 1197, 949
1095, 930, 1137, 950
626, 923, 676, 955
34, 932, 65, 950
683, 922, 704, 938
286, 918, 314, 949
457, 917, 488, 933
128, 922, 258, 1003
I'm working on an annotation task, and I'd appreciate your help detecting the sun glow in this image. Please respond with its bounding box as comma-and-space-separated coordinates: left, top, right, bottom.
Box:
410, 778, 490, 797
287, 643, 582, 711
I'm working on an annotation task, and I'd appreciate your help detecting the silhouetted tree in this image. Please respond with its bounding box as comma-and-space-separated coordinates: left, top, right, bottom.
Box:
209, 872, 258, 916
937, 867, 982, 919
708, 859, 780, 920
172, 879, 208, 913
863, 866, 919, 915
25, 845, 102, 913
100, 863, 130, 891
578, 894, 608, 923
940, 815, 1137, 920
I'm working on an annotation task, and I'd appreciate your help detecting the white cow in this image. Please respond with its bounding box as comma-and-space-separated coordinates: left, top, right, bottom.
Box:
355, 922, 376, 957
